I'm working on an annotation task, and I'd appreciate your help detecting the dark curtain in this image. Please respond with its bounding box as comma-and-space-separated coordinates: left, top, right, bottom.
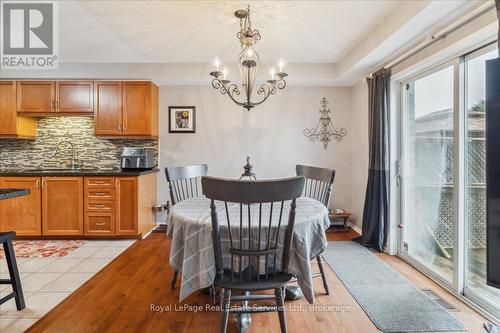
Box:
360, 68, 391, 252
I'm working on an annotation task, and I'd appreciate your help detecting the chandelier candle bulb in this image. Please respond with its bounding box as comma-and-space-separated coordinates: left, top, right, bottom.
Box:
214, 57, 220, 71
279, 59, 284, 72
223, 67, 228, 80
270, 67, 276, 80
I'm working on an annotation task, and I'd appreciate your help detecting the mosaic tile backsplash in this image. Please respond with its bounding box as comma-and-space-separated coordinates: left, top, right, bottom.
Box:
0, 117, 158, 170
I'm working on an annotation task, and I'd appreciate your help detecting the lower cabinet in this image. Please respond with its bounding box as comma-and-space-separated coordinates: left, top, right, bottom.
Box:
83, 176, 138, 236
0, 173, 156, 238
84, 176, 118, 236
84, 212, 116, 236
42, 177, 84, 236
0, 177, 41, 236
116, 177, 138, 236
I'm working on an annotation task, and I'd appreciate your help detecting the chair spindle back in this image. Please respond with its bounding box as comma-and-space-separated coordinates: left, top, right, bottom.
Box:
202, 176, 305, 284
296, 164, 335, 208
165, 164, 208, 204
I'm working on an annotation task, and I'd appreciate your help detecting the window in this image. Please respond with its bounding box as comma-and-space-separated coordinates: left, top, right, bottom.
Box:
398, 43, 499, 318
465, 47, 500, 312
401, 64, 455, 284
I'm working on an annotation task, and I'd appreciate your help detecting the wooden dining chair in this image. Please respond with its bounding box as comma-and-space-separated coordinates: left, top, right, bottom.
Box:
165, 164, 208, 205
296, 164, 335, 295
165, 164, 208, 289
202, 176, 305, 333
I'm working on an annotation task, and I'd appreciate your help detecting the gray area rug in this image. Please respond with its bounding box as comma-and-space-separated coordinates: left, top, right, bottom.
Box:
322, 241, 466, 332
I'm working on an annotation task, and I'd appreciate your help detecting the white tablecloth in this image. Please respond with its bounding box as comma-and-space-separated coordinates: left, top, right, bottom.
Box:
167, 196, 329, 303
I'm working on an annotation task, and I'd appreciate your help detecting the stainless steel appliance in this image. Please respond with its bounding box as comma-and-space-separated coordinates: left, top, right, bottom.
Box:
120, 147, 154, 170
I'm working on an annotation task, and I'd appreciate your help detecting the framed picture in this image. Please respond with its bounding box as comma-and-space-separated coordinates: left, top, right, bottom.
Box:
169, 106, 196, 133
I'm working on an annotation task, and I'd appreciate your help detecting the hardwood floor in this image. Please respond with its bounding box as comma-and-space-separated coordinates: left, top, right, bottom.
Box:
26, 229, 489, 333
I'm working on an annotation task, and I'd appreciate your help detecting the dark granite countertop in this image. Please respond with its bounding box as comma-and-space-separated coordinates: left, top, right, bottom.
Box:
0, 189, 30, 200
0, 168, 159, 177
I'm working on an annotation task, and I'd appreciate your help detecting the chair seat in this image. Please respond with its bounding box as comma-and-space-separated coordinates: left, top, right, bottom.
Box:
215, 269, 293, 291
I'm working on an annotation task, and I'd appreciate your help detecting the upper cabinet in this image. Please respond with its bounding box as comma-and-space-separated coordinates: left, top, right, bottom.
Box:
0, 79, 158, 139
56, 81, 94, 113
17, 80, 94, 114
94, 81, 122, 136
0, 81, 36, 139
95, 81, 159, 138
17, 81, 55, 113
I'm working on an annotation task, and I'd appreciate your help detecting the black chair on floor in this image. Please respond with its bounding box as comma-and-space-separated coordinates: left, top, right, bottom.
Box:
202, 176, 305, 333
165, 164, 208, 289
0, 231, 25, 310
296, 164, 335, 295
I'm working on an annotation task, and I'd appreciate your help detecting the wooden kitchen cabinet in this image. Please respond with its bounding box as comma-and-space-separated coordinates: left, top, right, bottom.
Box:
0, 177, 41, 236
84, 176, 117, 236
56, 81, 94, 113
93, 81, 122, 136
84, 175, 156, 237
0, 81, 36, 139
85, 213, 116, 237
122, 81, 158, 137
94, 81, 158, 138
0, 173, 156, 238
16, 81, 56, 113
116, 177, 138, 235
41, 177, 84, 236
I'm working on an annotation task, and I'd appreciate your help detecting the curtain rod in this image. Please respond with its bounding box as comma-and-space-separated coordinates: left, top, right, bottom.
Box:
368, 3, 496, 78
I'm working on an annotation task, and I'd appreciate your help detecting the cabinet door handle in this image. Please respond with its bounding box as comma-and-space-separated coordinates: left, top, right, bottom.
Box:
50, 101, 54, 109
55, 100, 59, 110
93, 192, 106, 196
93, 204, 106, 208
115, 179, 119, 189
95, 222, 106, 226
41, 180, 46, 189
36, 179, 40, 189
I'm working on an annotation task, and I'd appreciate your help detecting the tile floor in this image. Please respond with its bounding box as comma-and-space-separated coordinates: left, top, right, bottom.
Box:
0, 239, 136, 332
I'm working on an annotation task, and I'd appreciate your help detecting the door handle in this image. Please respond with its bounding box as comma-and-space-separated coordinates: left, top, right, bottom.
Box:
36, 179, 40, 189
115, 179, 119, 189
95, 222, 106, 226
41, 180, 46, 189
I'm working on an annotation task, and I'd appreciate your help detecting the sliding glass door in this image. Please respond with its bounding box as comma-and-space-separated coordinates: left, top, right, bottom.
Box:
400, 63, 456, 285
464, 46, 500, 314
399, 42, 500, 318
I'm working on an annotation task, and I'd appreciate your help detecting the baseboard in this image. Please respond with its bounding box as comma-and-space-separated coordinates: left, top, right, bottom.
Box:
348, 222, 362, 235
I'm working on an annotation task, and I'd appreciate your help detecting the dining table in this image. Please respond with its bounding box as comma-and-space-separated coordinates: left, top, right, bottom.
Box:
166, 195, 330, 331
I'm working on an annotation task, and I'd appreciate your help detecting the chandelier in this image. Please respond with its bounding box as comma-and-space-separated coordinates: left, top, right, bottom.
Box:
210, 6, 288, 111
303, 97, 347, 149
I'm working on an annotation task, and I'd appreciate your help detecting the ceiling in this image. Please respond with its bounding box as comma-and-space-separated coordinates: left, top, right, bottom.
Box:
3, 0, 493, 86
61, 0, 401, 63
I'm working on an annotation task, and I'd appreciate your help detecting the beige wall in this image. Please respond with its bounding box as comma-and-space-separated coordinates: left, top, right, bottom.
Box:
156, 85, 357, 223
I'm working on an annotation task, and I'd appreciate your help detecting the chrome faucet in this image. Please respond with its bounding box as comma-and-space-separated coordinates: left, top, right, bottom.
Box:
51, 140, 77, 169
